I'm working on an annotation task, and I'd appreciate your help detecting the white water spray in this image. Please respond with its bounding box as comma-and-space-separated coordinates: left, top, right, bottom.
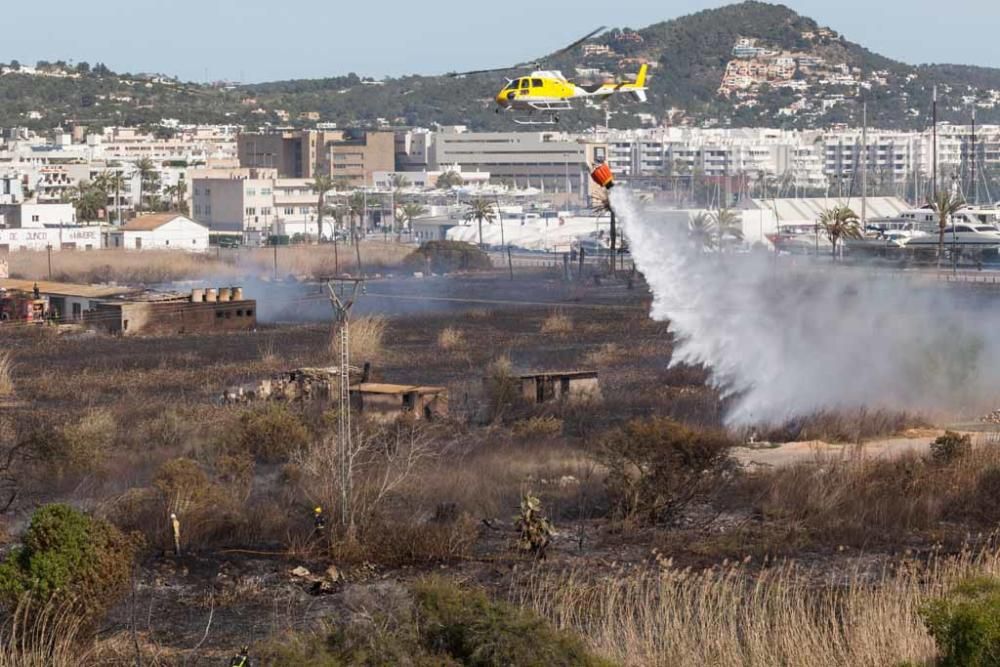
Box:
611, 189, 1000, 425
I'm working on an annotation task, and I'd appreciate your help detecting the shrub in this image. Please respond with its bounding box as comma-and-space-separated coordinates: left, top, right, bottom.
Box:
511, 416, 563, 439
58, 409, 116, 475
234, 404, 311, 463
403, 241, 492, 274
259, 578, 612, 666
0, 504, 137, 621
483, 355, 522, 424
594, 417, 734, 524
921, 576, 1000, 666
931, 431, 973, 465
414, 578, 613, 667
438, 326, 466, 351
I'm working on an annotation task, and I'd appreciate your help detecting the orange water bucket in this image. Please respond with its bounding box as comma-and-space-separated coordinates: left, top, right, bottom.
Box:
590, 163, 615, 189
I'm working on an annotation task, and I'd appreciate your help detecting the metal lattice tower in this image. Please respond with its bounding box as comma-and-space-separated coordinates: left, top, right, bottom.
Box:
326, 279, 365, 527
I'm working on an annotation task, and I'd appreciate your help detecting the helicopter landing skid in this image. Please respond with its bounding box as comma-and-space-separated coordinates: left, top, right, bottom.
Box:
512, 113, 560, 125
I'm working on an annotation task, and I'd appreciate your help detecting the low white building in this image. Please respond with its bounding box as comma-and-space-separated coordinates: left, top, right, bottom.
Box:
110, 214, 209, 251
0, 202, 76, 228
0, 225, 102, 252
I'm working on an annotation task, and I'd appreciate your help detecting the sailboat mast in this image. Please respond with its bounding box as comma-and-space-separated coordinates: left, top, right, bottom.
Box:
861, 99, 867, 228
932, 85, 938, 199
972, 106, 978, 205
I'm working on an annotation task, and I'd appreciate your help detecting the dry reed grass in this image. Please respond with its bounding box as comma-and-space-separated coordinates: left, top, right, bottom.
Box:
332, 315, 387, 365
7, 241, 412, 285
516, 547, 1000, 666
437, 326, 466, 351
540, 310, 573, 335
0, 601, 90, 667
0, 351, 13, 398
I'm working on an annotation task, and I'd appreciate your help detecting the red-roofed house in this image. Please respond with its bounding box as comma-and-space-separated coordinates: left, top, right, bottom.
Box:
110, 214, 210, 251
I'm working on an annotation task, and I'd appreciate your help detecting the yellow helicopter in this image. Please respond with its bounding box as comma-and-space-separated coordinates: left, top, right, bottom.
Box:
449, 27, 649, 125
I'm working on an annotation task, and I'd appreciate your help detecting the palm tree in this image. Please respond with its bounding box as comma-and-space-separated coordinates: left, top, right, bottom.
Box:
818, 206, 862, 260
712, 208, 744, 252
591, 191, 620, 272
388, 173, 411, 191
311, 173, 335, 243
928, 190, 966, 268
135, 157, 157, 212
436, 170, 464, 190
65, 182, 105, 222
688, 212, 718, 253
464, 198, 496, 248
395, 202, 427, 235
347, 192, 368, 244
94, 170, 125, 225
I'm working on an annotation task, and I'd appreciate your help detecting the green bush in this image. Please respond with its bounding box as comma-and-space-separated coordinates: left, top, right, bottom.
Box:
0, 504, 138, 620
594, 417, 734, 524
403, 241, 492, 274
414, 578, 612, 667
931, 431, 973, 465
258, 578, 613, 667
235, 404, 311, 463
921, 576, 1000, 666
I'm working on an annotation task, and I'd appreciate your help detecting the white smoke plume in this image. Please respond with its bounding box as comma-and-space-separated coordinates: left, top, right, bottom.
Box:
611, 189, 1000, 425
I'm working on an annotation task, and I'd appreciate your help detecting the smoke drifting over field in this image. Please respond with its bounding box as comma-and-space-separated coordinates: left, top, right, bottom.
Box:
612, 190, 1000, 425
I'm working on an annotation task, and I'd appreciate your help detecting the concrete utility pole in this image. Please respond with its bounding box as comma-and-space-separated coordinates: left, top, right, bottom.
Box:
326, 278, 365, 528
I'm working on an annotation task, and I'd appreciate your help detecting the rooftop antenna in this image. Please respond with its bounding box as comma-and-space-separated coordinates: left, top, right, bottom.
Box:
326, 277, 365, 529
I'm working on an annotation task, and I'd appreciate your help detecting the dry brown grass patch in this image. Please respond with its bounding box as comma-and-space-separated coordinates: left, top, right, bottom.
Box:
437, 326, 466, 351
540, 310, 572, 334
0, 351, 13, 398
334, 315, 387, 364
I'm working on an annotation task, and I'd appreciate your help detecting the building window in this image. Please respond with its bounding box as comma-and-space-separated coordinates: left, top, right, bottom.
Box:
284, 207, 294, 215
205, 205, 211, 215
299, 207, 310, 214
245, 207, 256, 216
260, 207, 272, 216
31, 215, 39, 222
236, 309, 244, 316
246, 188, 256, 196
261, 188, 272, 195
194, 205, 202, 215
246, 309, 254, 317
205, 188, 211, 195
216, 311, 224, 318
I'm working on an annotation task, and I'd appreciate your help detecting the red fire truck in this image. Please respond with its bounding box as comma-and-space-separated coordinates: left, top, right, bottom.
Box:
0, 288, 48, 324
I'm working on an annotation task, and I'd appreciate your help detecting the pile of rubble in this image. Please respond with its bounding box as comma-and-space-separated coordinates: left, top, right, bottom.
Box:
981, 409, 1000, 424
222, 365, 364, 404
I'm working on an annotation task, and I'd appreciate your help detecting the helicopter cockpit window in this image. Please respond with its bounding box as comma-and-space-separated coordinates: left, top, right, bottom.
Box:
520, 79, 530, 89
531, 79, 543, 87
508, 79, 521, 90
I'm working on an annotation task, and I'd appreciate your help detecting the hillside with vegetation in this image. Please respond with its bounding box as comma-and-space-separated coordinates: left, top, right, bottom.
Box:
2, 2, 999, 131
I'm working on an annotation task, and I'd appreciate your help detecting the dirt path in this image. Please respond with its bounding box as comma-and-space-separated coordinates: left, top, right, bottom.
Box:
733, 430, 951, 468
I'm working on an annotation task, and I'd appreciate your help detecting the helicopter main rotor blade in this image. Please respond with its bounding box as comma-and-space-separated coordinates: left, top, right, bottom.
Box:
549, 26, 608, 59
447, 26, 607, 77
448, 66, 525, 78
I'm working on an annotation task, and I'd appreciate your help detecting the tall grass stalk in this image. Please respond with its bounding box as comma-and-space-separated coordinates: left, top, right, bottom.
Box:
516, 546, 1000, 666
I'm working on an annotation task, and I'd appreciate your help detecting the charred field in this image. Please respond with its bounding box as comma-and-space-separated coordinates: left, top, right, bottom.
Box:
2, 267, 1000, 665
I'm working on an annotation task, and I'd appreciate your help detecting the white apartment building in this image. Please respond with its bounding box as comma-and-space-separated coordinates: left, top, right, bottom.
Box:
190, 168, 329, 242
425, 128, 607, 204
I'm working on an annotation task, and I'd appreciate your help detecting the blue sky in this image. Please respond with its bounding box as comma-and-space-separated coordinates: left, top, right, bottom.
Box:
4, 0, 998, 83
